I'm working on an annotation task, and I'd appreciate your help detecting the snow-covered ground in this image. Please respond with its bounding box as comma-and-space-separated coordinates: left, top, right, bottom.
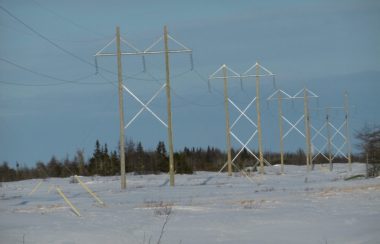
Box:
1, 163, 379, 244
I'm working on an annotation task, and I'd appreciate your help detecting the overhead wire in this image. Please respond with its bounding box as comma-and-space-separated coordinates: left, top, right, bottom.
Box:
141, 53, 225, 108
29, 0, 109, 39
0, 57, 108, 86
0, 5, 119, 78
0, 6, 214, 89
78, 84, 119, 151
0, 5, 305, 115
0, 79, 66, 87
144, 70, 223, 108
0, 5, 96, 67
0, 20, 110, 44
0, 5, 136, 87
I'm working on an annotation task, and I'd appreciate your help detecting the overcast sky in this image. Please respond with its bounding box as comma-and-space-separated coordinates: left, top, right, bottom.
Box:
1, 0, 379, 167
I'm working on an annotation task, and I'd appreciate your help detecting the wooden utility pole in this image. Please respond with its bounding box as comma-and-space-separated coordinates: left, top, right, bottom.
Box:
256, 62, 265, 174
116, 26, 126, 189
164, 25, 175, 186
366, 153, 369, 178
344, 91, 352, 172
222, 65, 233, 176
277, 91, 285, 174
303, 88, 312, 172
326, 108, 333, 171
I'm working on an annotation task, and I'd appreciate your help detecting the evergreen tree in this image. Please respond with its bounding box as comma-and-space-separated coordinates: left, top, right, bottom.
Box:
47, 156, 62, 177
35, 161, 48, 178
101, 144, 111, 175
156, 141, 168, 172
74, 150, 86, 176
0, 162, 17, 182
125, 139, 136, 172
136, 142, 145, 174
110, 150, 119, 175
89, 140, 104, 175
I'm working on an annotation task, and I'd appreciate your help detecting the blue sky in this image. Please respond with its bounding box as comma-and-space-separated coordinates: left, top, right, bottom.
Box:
0, 0, 379, 167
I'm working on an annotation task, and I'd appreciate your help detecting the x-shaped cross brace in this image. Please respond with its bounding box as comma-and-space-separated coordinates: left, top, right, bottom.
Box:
122, 84, 168, 129
229, 98, 257, 129
229, 98, 260, 163
282, 115, 305, 139
310, 123, 329, 161
329, 121, 348, 160
226, 98, 272, 168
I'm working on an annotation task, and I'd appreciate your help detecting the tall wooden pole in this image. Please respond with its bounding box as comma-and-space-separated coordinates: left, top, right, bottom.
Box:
164, 25, 175, 186
344, 91, 352, 172
303, 88, 312, 172
256, 62, 264, 174
366, 153, 369, 178
222, 65, 232, 176
277, 91, 284, 174
116, 26, 126, 189
326, 108, 333, 171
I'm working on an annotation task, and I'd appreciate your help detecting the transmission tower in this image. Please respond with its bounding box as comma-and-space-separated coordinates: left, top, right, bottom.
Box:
209, 62, 275, 175
94, 26, 192, 188
267, 88, 319, 173
309, 91, 352, 171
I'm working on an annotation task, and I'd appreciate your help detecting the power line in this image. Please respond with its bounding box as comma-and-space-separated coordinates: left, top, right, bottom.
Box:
0, 21, 109, 44
0, 6, 207, 84
29, 0, 109, 39
0, 5, 98, 68
144, 70, 223, 108
0, 7, 234, 103
0, 57, 107, 85
0, 78, 112, 87
0, 79, 66, 87
0, 5, 161, 79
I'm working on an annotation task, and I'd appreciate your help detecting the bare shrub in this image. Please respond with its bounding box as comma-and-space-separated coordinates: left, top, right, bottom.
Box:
153, 202, 173, 216
240, 199, 265, 209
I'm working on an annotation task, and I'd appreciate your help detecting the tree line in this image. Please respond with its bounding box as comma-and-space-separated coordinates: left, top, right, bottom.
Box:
3, 124, 379, 182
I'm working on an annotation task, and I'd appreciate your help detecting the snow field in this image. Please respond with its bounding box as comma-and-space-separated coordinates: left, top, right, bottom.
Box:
0, 163, 379, 244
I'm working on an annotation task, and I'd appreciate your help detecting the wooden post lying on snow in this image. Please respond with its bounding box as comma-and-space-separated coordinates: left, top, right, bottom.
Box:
74, 175, 105, 206
56, 187, 81, 217
28, 179, 43, 196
